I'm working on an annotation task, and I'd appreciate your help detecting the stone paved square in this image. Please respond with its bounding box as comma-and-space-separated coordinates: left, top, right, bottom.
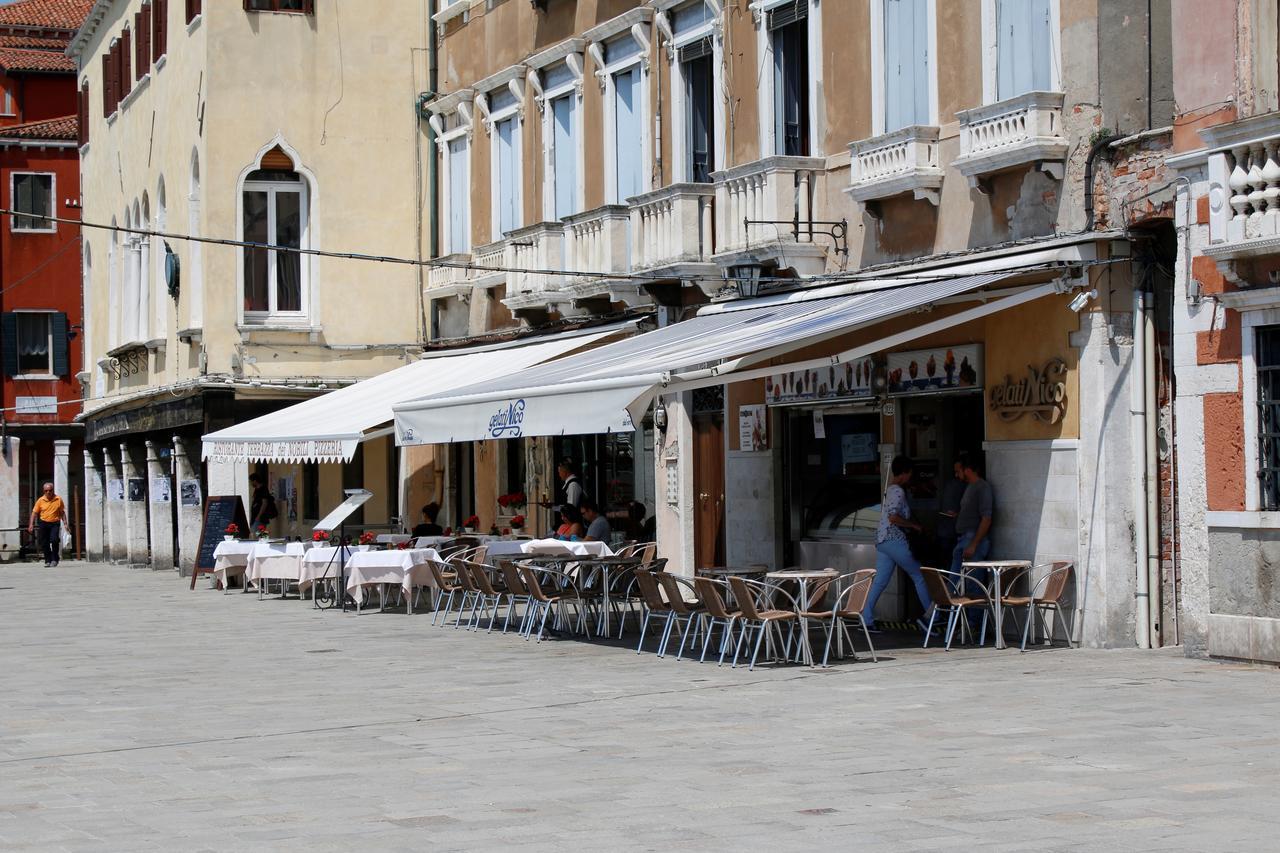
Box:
2, 562, 1278, 851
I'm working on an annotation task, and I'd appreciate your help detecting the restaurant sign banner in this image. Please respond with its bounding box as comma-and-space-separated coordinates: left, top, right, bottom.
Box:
766, 359, 876, 405
201, 437, 356, 463
989, 358, 1068, 423
887, 344, 982, 395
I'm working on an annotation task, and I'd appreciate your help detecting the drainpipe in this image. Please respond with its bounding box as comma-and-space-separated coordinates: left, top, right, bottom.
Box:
423, 0, 440, 341
1084, 133, 1121, 231
1132, 282, 1160, 648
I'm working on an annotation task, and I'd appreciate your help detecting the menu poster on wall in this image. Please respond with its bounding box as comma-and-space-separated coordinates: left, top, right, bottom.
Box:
766, 359, 875, 405
107, 479, 125, 503
738, 405, 768, 452
841, 433, 878, 466
150, 477, 171, 504
180, 480, 202, 507
887, 344, 983, 395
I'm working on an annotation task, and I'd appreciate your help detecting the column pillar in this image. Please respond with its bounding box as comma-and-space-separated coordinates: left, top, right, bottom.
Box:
103, 446, 125, 563
83, 448, 105, 561
121, 442, 149, 567
145, 440, 174, 571
172, 437, 202, 575
0, 436, 19, 557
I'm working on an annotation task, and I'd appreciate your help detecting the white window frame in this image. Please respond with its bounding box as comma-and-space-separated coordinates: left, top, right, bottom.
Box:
10, 171, 56, 233
869, 0, 938, 136
754, 0, 822, 158
12, 309, 56, 379
1240, 305, 1280, 512
484, 84, 524, 239
0, 87, 15, 116
428, 90, 474, 255
659, 0, 725, 183
588, 27, 650, 203
980, 0, 1062, 105
533, 63, 586, 221
240, 175, 310, 321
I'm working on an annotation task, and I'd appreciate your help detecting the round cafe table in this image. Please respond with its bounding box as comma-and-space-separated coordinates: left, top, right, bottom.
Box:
765, 568, 838, 609
961, 560, 1032, 649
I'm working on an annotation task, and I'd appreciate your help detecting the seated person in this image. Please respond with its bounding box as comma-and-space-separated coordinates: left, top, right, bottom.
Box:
411, 502, 444, 538
554, 505, 585, 540
581, 499, 611, 542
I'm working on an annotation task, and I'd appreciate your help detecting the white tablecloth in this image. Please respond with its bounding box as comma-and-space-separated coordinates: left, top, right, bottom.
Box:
520, 539, 613, 558
211, 540, 256, 587
299, 545, 373, 588
246, 541, 320, 584
345, 548, 444, 607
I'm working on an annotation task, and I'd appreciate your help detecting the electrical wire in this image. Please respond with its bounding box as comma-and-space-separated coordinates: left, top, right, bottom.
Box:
0, 233, 81, 296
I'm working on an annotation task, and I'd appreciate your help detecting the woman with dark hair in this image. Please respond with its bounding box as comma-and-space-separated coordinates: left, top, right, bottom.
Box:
861, 455, 934, 632
554, 504, 585, 540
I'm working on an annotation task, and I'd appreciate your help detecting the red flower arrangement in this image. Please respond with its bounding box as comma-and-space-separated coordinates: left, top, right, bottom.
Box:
224, 523, 240, 536
463, 515, 479, 530
510, 514, 525, 530
312, 530, 331, 542
255, 524, 270, 539
497, 491, 527, 509
358, 531, 376, 546
396, 540, 412, 550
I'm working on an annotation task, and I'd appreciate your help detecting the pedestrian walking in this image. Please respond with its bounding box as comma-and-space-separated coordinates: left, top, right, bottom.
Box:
28, 482, 66, 567
862, 455, 935, 633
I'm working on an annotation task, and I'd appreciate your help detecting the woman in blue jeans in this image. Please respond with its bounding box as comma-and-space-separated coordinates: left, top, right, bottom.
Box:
862, 455, 934, 632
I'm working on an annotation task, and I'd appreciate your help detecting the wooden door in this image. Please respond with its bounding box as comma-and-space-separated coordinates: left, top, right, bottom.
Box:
693, 413, 725, 570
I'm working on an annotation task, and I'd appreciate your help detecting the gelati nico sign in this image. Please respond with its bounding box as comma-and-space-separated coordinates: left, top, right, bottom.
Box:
989, 358, 1068, 423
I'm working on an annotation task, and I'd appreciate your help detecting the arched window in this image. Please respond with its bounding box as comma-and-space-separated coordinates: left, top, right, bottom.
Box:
188, 151, 203, 328
139, 193, 151, 342
155, 178, 167, 337
241, 144, 309, 322
123, 205, 140, 343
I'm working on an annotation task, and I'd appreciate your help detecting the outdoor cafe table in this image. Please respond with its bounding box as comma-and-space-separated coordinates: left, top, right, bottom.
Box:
247, 541, 320, 598
518, 540, 618, 634
211, 539, 256, 591
345, 548, 444, 614
300, 544, 373, 598
765, 569, 839, 666
961, 560, 1033, 649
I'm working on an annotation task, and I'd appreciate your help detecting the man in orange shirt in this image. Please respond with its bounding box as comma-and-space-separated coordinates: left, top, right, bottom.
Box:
28, 482, 66, 567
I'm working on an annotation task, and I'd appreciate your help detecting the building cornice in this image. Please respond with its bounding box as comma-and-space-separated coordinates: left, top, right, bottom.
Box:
66, 0, 116, 61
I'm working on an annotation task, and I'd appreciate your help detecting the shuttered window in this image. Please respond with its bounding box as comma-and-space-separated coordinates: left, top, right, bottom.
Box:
134, 11, 149, 80
154, 0, 168, 59
995, 0, 1053, 100
244, 0, 315, 13
550, 93, 577, 219
186, 0, 202, 23
883, 0, 929, 131
12, 173, 54, 232
494, 115, 520, 235
446, 136, 469, 254
119, 28, 132, 99
78, 81, 89, 145
1, 312, 67, 377
683, 45, 713, 182
613, 65, 643, 202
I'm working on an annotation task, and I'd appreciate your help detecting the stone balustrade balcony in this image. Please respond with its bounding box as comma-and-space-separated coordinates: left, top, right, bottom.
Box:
629, 183, 716, 276
846, 125, 943, 206
1205, 138, 1280, 259
501, 222, 569, 316
560, 205, 643, 309
711, 155, 829, 277
953, 91, 1068, 188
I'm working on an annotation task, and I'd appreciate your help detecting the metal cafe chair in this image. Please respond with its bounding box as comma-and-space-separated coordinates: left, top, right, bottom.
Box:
517, 565, 587, 641
798, 569, 878, 666
656, 572, 706, 660
920, 567, 996, 650
692, 576, 740, 666
427, 561, 461, 627
631, 568, 672, 654
1001, 561, 1077, 651
727, 576, 804, 670
497, 560, 535, 635
464, 561, 507, 633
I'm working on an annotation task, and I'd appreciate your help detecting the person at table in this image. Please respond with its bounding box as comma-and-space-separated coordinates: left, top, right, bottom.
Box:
581, 499, 611, 542
411, 502, 443, 538
553, 505, 585, 540
28, 481, 66, 567
951, 452, 995, 586
248, 474, 277, 531
935, 459, 966, 566
862, 455, 934, 634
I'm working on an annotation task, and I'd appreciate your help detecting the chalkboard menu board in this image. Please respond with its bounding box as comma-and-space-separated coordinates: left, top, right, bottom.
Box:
195, 496, 249, 571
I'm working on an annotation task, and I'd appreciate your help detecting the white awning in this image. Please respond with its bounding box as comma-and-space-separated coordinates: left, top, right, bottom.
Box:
394, 272, 1060, 445
201, 327, 622, 463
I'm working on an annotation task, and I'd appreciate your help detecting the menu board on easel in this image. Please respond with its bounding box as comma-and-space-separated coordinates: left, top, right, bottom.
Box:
194, 496, 249, 572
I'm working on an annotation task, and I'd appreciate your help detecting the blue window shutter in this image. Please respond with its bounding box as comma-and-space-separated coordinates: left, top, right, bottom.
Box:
613, 68, 643, 201
997, 0, 1051, 99
51, 312, 69, 377
447, 137, 468, 254
1, 313, 17, 376
497, 117, 520, 234
552, 95, 576, 220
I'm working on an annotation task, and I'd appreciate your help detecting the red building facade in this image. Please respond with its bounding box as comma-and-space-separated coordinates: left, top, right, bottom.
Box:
0, 0, 90, 559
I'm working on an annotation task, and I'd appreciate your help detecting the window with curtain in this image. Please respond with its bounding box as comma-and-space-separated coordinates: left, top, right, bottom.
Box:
12, 173, 54, 232
883, 0, 930, 131
613, 65, 643, 201
242, 169, 304, 317
995, 0, 1053, 100
244, 0, 312, 12
446, 136, 469, 254
681, 40, 714, 182
1258, 326, 1280, 510
770, 5, 809, 156
16, 313, 51, 375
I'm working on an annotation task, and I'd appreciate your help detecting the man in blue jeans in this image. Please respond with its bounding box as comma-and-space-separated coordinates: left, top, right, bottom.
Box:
951, 454, 994, 591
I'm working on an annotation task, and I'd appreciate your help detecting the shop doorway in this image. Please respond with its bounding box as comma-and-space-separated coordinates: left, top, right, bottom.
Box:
693, 412, 725, 569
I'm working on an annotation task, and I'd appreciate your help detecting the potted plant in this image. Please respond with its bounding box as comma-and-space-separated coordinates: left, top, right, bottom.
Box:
358, 531, 376, 547
312, 529, 331, 543
224, 523, 239, 541
510, 514, 525, 534
255, 524, 270, 540
462, 515, 479, 534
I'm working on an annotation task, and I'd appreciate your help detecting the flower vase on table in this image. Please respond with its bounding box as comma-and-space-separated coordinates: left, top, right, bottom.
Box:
224, 523, 240, 541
